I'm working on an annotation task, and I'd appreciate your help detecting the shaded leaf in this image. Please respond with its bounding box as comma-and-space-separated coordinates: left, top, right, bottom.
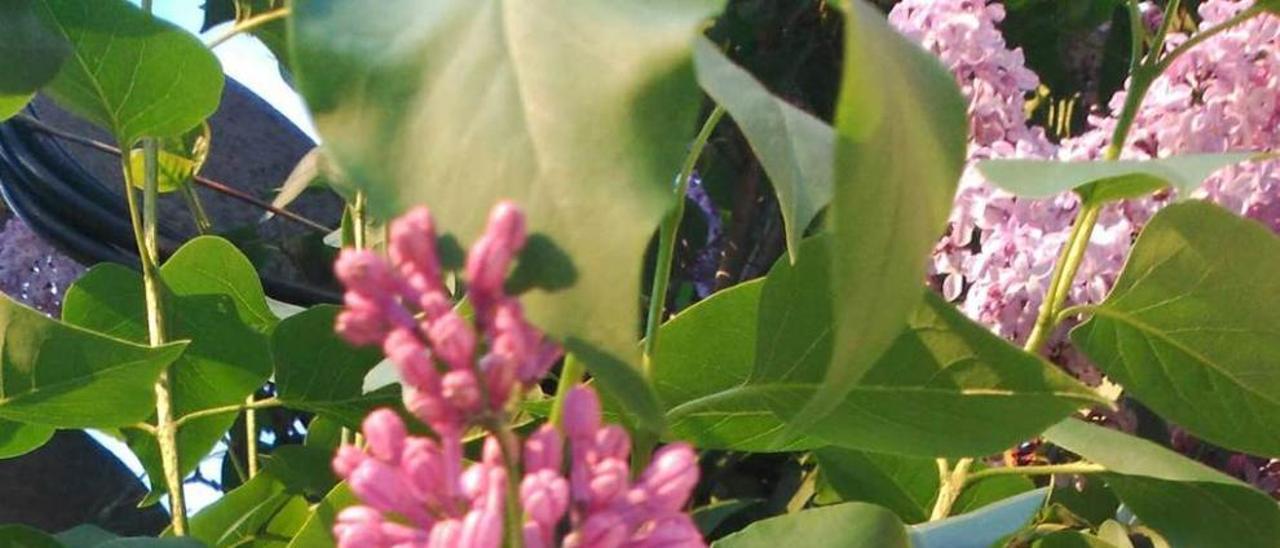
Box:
712, 502, 910, 548
780, 0, 967, 438
0, 419, 53, 458
0, 525, 64, 548
910, 488, 1049, 548
1044, 419, 1280, 548
0, 93, 33, 121
0, 292, 187, 428
291, 0, 727, 432
0, 0, 69, 94
692, 499, 762, 537
55, 525, 204, 548
1072, 201, 1280, 455
692, 36, 833, 261
125, 123, 211, 193
273, 305, 398, 428
1032, 531, 1121, 548
33, 0, 223, 146
184, 473, 308, 546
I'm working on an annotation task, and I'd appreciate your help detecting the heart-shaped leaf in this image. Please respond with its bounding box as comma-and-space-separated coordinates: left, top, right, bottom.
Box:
61, 237, 274, 502
0, 292, 187, 428
976, 153, 1263, 203
780, 0, 968, 437
0, 0, 69, 95
32, 0, 224, 146
692, 36, 834, 262
291, 0, 727, 432
1044, 419, 1280, 547
712, 502, 911, 548
1072, 201, 1280, 456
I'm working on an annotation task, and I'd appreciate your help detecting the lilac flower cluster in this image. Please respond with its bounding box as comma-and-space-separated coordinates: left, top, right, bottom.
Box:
890, 0, 1280, 377
0, 217, 84, 315
330, 202, 703, 547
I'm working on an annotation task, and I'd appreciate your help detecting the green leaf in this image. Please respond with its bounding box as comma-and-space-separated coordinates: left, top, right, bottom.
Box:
291, 0, 726, 432
815, 447, 1034, 524
909, 488, 1049, 548
975, 153, 1262, 203
0, 525, 63, 548
55, 525, 205, 548
654, 278, 817, 451
273, 305, 398, 428
286, 483, 356, 548
707, 236, 1101, 457
0, 0, 70, 95
33, 0, 224, 146
0, 292, 187, 428
781, 0, 967, 438
0, 93, 34, 121
1044, 419, 1280, 548
125, 123, 211, 193
61, 237, 274, 503
1072, 201, 1280, 456
0, 419, 53, 458
260, 444, 339, 499
692, 36, 833, 262
184, 473, 309, 546
712, 502, 911, 548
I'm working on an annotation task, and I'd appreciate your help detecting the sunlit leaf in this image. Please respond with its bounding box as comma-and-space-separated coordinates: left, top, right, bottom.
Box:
713, 502, 911, 548
0, 419, 53, 459
976, 153, 1264, 203
1073, 201, 1280, 456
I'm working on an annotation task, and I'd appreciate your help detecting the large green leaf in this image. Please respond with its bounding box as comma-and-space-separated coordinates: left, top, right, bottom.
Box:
692, 36, 833, 262
0, 419, 53, 458
273, 305, 398, 428
0, 525, 65, 548
55, 525, 205, 548
291, 0, 726, 432
61, 237, 274, 502
712, 502, 911, 548
33, 0, 224, 146
815, 447, 1034, 525
0, 0, 70, 95
1044, 419, 1280, 548
286, 483, 356, 548
779, 0, 967, 437
1072, 201, 1280, 456
909, 488, 1049, 548
0, 292, 187, 428
976, 153, 1264, 204
681, 237, 1099, 457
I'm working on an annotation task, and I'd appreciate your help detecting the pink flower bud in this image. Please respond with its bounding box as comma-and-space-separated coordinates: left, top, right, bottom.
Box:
428, 518, 463, 548
481, 353, 518, 409
639, 443, 699, 513
402, 438, 446, 506
361, 409, 407, 463
334, 249, 396, 289
335, 506, 384, 548
588, 458, 631, 508
483, 436, 507, 468
523, 521, 551, 548
389, 207, 443, 289
631, 514, 706, 548
382, 327, 433, 382
426, 311, 477, 371
563, 387, 602, 440
441, 369, 481, 412
566, 511, 628, 548
332, 445, 366, 478
520, 469, 569, 528
523, 425, 563, 473
522, 339, 564, 383
348, 460, 430, 526
466, 202, 527, 308
403, 385, 460, 437
593, 425, 631, 463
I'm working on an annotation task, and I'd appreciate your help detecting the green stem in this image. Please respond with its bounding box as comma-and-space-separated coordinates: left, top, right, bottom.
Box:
641, 105, 724, 378
548, 354, 587, 430
928, 457, 972, 521
492, 423, 525, 548
172, 397, 284, 429
1022, 201, 1102, 353
179, 182, 214, 234
1143, 0, 1182, 66
206, 7, 291, 49
1151, 5, 1264, 76
1125, 0, 1145, 74
963, 462, 1107, 484
352, 191, 368, 251
245, 394, 259, 478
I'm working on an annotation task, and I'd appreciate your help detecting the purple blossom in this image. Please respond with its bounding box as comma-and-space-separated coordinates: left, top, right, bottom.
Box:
0, 218, 84, 316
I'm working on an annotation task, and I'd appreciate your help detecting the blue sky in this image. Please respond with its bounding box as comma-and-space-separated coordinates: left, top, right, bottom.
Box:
89, 1, 318, 513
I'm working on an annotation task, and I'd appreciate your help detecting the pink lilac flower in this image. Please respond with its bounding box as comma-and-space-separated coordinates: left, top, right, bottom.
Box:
890, 0, 1280, 377
0, 217, 84, 316
331, 202, 704, 547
